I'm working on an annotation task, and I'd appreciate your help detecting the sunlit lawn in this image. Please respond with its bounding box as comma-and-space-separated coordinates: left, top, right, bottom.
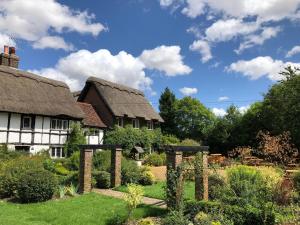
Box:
115, 181, 195, 200
0, 193, 166, 225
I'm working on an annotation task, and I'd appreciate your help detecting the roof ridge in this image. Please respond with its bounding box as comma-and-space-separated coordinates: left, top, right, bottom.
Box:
0, 65, 68, 89
87, 76, 144, 96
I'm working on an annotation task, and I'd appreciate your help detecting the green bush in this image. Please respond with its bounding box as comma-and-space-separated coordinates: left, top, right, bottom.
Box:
93, 151, 111, 172
57, 172, 78, 186
94, 171, 111, 188
137, 218, 155, 225
180, 139, 201, 146
144, 152, 166, 166
293, 170, 300, 194
54, 163, 70, 175
65, 151, 80, 171
17, 169, 57, 203
162, 134, 180, 145
162, 211, 191, 225
139, 168, 155, 185
0, 156, 44, 198
121, 157, 141, 185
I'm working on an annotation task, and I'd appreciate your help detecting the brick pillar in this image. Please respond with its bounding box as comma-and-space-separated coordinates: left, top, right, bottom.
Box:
202, 152, 209, 201
195, 152, 209, 201
166, 151, 183, 170
111, 148, 122, 187
166, 150, 183, 209
79, 149, 93, 194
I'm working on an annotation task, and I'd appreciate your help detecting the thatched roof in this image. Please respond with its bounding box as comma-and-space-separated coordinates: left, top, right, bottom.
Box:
80, 77, 163, 122
0, 65, 84, 119
77, 102, 106, 128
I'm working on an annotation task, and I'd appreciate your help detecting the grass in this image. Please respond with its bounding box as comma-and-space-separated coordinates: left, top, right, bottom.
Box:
115, 181, 195, 200
0, 193, 166, 225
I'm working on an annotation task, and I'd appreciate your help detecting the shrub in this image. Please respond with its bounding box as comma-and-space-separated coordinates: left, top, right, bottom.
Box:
17, 169, 57, 203
137, 218, 155, 225
64, 123, 86, 157
93, 151, 111, 172
0, 156, 44, 198
124, 184, 144, 218
162, 134, 180, 145
94, 171, 111, 188
293, 170, 300, 194
139, 168, 155, 185
57, 172, 78, 186
121, 158, 141, 185
162, 211, 191, 225
180, 139, 201, 146
144, 152, 166, 166
54, 163, 70, 175
65, 151, 80, 171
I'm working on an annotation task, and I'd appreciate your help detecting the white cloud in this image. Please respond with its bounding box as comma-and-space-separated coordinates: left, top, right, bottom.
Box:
239, 105, 250, 114
0, 33, 16, 48
227, 56, 300, 81
32, 36, 74, 51
179, 87, 198, 96
218, 96, 229, 101
32, 49, 152, 91
212, 108, 227, 117
235, 27, 281, 54
205, 19, 260, 42
0, 0, 105, 50
139, 45, 192, 76
182, 0, 205, 18
189, 40, 212, 63
159, 0, 176, 7
286, 45, 300, 57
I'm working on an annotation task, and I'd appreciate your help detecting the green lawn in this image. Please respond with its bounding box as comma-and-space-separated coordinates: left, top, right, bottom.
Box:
115, 181, 195, 200
0, 193, 166, 225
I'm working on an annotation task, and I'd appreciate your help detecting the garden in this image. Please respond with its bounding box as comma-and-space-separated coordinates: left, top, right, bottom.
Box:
0, 66, 300, 225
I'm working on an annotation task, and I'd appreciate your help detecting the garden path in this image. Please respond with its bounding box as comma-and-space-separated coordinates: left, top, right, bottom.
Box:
93, 189, 167, 208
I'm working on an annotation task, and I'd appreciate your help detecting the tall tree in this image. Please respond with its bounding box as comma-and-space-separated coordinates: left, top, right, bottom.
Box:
174, 97, 216, 141
159, 87, 177, 135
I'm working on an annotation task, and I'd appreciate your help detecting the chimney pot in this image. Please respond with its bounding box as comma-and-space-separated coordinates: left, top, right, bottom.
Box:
4, 45, 9, 54
9, 47, 16, 55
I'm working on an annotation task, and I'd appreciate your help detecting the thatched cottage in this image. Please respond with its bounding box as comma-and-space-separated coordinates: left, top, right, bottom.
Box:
0, 46, 105, 157
77, 77, 163, 129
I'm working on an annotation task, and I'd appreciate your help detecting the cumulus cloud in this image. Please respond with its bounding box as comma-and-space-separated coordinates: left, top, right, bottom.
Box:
0, 0, 105, 50
32, 36, 74, 51
227, 56, 300, 81
32, 45, 191, 91
235, 27, 281, 54
189, 40, 212, 63
179, 87, 198, 96
212, 108, 227, 117
218, 96, 229, 102
182, 0, 205, 18
0, 33, 16, 48
286, 45, 300, 57
139, 45, 192, 76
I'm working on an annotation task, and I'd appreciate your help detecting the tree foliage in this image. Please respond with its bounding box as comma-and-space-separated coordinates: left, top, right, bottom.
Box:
64, 123, 86, 156
159, 87, 177, 135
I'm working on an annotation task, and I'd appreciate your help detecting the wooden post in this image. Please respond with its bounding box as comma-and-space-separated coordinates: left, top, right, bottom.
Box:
202, 152, 209, 201
111, 147, 122, 187
79, 148, 93, 194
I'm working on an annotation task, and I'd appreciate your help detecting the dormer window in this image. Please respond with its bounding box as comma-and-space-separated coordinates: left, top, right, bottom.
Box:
132, 119, 139, 129
116, 117, 124, 127
147, 121, 154, 130
22, 116, 32, 129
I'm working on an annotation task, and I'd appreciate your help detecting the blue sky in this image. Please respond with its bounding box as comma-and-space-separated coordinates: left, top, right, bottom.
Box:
1, 0, 300, 116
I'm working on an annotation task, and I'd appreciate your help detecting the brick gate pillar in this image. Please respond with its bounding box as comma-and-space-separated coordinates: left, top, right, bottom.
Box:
79, 148, 93, 194
195, 152, 209, 201
166, 151, 183, 170
111, 147, 122, 187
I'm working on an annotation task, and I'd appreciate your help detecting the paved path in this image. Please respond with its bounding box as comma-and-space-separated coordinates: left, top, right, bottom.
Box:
93, 189, 167, 209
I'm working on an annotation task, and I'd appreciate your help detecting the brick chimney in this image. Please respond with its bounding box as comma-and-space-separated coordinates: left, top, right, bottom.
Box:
0, 46, 19, 68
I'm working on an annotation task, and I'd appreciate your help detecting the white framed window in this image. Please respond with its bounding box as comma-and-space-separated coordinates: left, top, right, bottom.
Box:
116, 117, 124, 127
50, 147, 65, 158
147, 120, 154, 130
50, 119, 68, 130
132, 119, 139, 129
22, 116, 32, 129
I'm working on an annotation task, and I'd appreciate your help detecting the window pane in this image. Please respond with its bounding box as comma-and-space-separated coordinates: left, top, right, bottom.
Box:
57, 120, 62, 130
51, 119, 56, 129
57, 148, 61, 157
51, 148, 56, 157
63, 120, 68, 130
23, 118, 30, 128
